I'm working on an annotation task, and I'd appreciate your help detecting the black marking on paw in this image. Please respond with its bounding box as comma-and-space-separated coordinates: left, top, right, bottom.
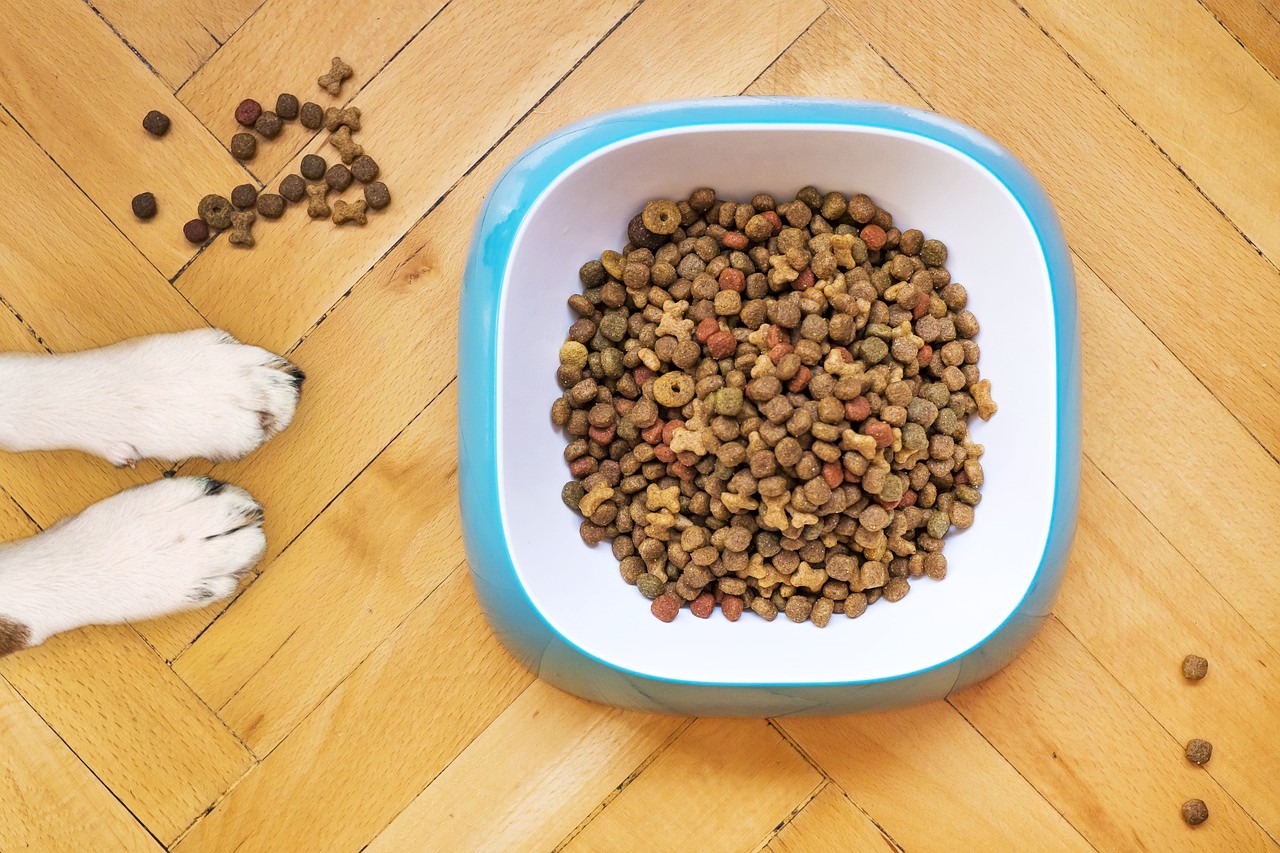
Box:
203, 478, 229, 495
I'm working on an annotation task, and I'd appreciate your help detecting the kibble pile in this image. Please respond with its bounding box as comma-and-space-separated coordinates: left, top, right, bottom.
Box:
553, 187, 997, 626
131, 56, 391, 247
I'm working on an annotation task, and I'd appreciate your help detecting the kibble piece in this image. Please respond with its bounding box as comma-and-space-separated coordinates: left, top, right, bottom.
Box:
305, 183, 331, 219
651, 593, 680, 623
182, 218, 209, 244
197, 194, 233, 229
299, 101, 324, 129
350, 154, 379, 183
300, 154, 327, 180
324, 105, 362, 132
230, 132, 257, 161
1181, 799, 1208, 827
275, 93, 300, 120
234, 98, 262, 127
227, 209, 255, 248
1185, 738, 1212, 766
131, 192, 157, 220
230, 183, 258, 210
279, 174, 307, 203
255, 110, 282, 139
317, 56, 354, 95
325, 163, 353, 191
332, 198, 367, 226
364, 181, 391, 210
642, 200, 681, 235
328, 126, 362, 164
256, 193, 286, 219
141, 110, 170, 137
1182, 654, 1208, 680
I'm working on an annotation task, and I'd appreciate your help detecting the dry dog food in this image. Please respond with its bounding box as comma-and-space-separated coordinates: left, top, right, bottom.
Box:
131, 192, 157, 220
1185, 738, 1212, 766
230, 132, 257, 161
256, 193, 286, 219
364, 181, 391, 210
324, 105, 361, 132
1182, 655, 1208, 680
325, 163, 353, 191
350, 154, 379, 183
230, 183, 258, 209
254, 110, 283, 139
275, 93, 300, 121
183, 218, 209, 244
235, 98, 262, 127
301, 154, 327, 180
332, 198, 367, 226
317, 56, 353, 95
328, 126, 362, 164
279, 174, 307, 203
300, 101, 324, 130
1181, 799, 1208, 827
197, 193, 233, 229
142, 110, 170, 137
227, 209, 255, 248
305, 183, 331, 219
553, 187, 995, 625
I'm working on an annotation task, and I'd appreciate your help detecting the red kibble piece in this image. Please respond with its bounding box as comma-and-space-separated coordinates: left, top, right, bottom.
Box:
640, 421, 664, 444
633, 366, 655, 387
235, 99, 262, 127
787, 365, 811, 393
588, 425, 615, 445
918, 345, 933, 366
844, 469, 861, 484
762, 210, 782, 234
654, 444, 675, 463
899, 489, 917, 507
182, 218, 209, 244
661, 419, 684, 445
695, 317, 720, 343
767, 343, 793, 363
706, 330, 737, 359
954, 471, 968, 486
651, 593, 680, 622
822, 462, 844, 489
669, 461, 696, 481
676, 450, 699, 467
793, 267, 815, 292
691, 593, 715, 618
913, 292, 931, 319
866, 421, 894, 448
831, 346, 853, 363
766, 324, 788, 348
721, 595, 744, 622
721, 231, 748, 251
719, 267, 745, 292
569, 457, 595, 478
860, 224, 886, 250
614, 398, 635, 416
845, 396, 871, 422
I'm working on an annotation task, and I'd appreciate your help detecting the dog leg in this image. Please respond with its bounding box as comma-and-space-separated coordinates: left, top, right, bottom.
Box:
0, 329, 304, 465
0, 477, 265, 652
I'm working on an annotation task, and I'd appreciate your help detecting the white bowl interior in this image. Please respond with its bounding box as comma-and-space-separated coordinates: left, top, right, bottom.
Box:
497, 124, 1057, 684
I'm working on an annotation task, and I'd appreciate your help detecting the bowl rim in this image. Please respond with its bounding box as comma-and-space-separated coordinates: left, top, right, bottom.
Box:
459, 97, 1080, 692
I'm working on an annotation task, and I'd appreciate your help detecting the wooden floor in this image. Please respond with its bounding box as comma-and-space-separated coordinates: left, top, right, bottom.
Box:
1, 0, 1278, 849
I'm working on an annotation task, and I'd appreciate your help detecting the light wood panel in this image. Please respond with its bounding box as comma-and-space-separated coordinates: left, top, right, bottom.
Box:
0, 0, 252, 277
765, 784, 896, 853
1198, 0, 1280, 80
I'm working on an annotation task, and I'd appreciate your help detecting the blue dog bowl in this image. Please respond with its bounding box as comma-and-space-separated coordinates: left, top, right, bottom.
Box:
459, 98, 1079, 716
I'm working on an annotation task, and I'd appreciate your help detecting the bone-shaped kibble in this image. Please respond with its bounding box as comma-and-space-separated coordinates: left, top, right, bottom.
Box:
645, 484, 680, 514
719, 491, 758, 514
305, 183, 331, 219
328, 126, 363, 164
791, 562, 828, 592
669, 428, 708, 456
750, 354, 775, 379
227, 209, 255, 248
324, 105, 362, 132
768, 255, 799, 287
830, 233, 857, 268
332, 198, 368, 226
317, 56, 353, 95
578, 483, 614, 517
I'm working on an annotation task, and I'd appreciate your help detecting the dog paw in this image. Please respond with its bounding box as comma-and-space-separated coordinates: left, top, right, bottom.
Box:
0, 477, 266, 644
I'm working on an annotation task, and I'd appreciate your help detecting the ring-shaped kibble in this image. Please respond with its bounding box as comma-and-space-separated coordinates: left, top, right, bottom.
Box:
652, 371, 696, 407
642, 199, 681, 235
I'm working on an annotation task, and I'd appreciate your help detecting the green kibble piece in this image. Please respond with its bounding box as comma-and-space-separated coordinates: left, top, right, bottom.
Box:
559, 340, 588, 369
561, 481, 586, 511
598, 312, 627, 341
861, 337, 889, 364
637, 573, 666, 599
600, 348, 624, 378
927, 511, 951, 539
920, 239, 948, 267
713, 386, 743, 416
955, 484, 982, 506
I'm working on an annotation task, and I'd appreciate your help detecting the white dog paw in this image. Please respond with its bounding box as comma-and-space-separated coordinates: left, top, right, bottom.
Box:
0, 477, 267, 644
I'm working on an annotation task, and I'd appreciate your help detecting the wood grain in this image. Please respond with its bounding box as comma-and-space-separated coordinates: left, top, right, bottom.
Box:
1198, 0, 1280, 80
765, 783, 896, 853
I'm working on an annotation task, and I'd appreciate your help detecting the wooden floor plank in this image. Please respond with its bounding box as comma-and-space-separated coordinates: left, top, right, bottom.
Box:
780, 704, 1092, 851
365, 681, 687, 853
173, 570, 533, 852
563, 718, 822, 852
828, 0, 1280, 458
174, 386, 461, 753
177, 0, 449, 181
1, 628, 251, 844
764, 784, 897, 853
0, 681, 161, 852
949, 618, 1273, 850
173, 0, 638, 354
89, 0, 264, 89
1022, 0, 1280, 265
1198, 0, 1280, 80
0, 0, 253, 278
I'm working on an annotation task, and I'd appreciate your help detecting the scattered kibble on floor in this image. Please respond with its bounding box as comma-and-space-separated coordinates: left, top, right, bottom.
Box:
350, 154, 379, 183
332, 198, 367, 226
230, 184, 258, 210
325, 163, 352, 192
300, 101, 324, 130
256, 193, 286, 220
230, 132, 257, 161
197, 194, 232, 230
1182, 654, 1208, 680
141, 110, 170, 137
1185, 738, 1212, 766
1181, 799, 1208, 826
317, 56, 353, 95
279, 174, 307, 203
364, 181, 390, 210
305, 183, 331, 219
182, 218, 208, 244
329, 126, 362, 163
131, 192, 157, 220
275, 93, 299, 121
227, 209, 256, 248
300, 154, 327, 181
234, 98, 262, 128
325, 105, 361, 132
254, 110, 282, 139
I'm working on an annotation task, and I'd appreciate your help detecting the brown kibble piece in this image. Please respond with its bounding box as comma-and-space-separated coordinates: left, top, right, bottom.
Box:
275, 93, 300, 120
227, 209, 255, 248
317, 56, 353, 95
182, 218, 208, 244
279, 174, 307, 202
1182, 654, 1208, 680
131, 192, 157, 220
325, 163, 353, 191
230, 183, 258, 209
234, 98, 262, 127
328, 126, 362, 163
1181, 799, 1208, 826
350, 154, 379, 183
642, 200, 681, 235
324, 105, 362, 132
305, 183, 331, 219
230, 132, 257, 161
299, 101, 324, 129
364, 181, 391, 210
1185, 738, 1212, 766
254, 111, 282, 139
141, 110, 170, 137
256, 193, 286, 219
300, 154, 327, 180
332, 198, 367, 226
197, 194, 233, 229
